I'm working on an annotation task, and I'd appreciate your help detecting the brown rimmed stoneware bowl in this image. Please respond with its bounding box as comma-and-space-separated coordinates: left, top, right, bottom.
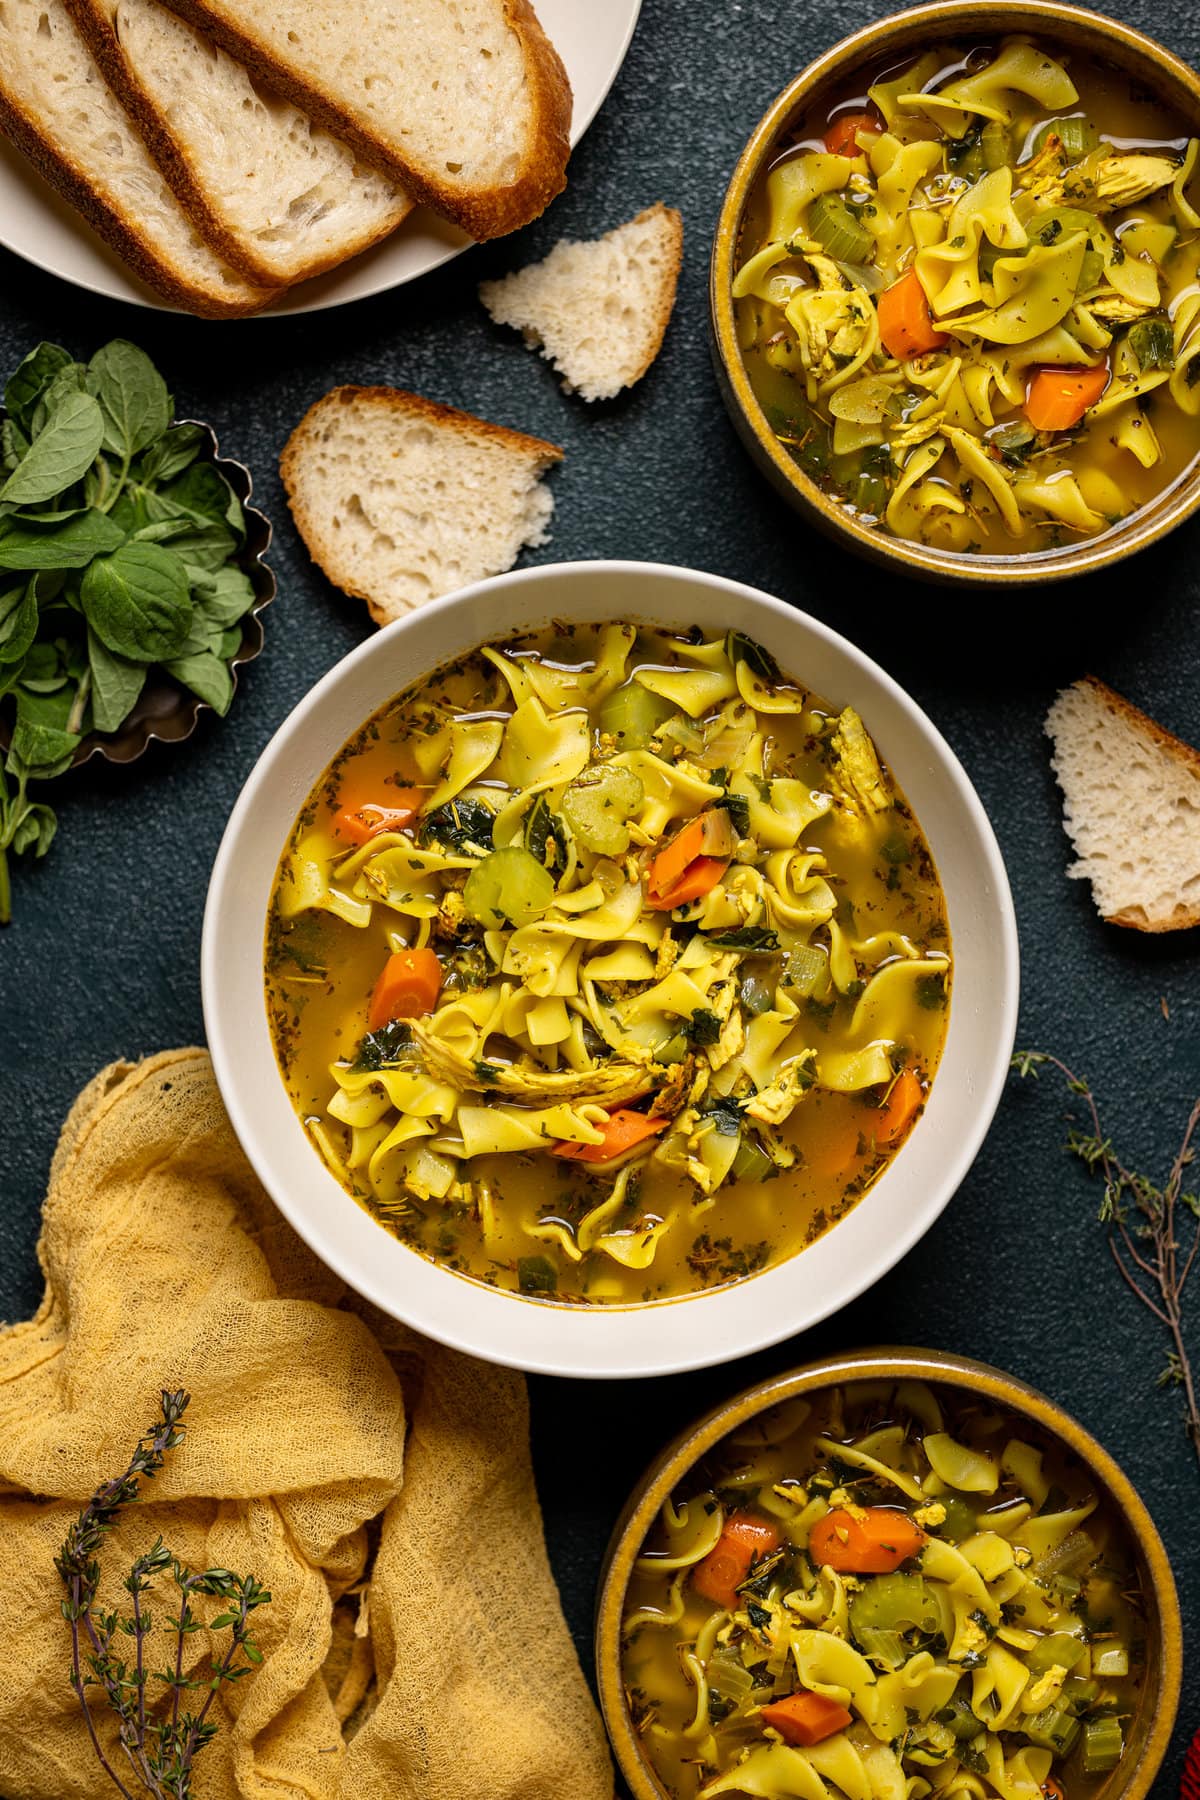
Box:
710, 0, 1200, 586
595, 1346, 1182, 1800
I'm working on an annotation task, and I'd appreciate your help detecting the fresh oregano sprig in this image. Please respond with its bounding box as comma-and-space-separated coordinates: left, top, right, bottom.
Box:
55, 1390, 271, 1799
1013, 1050, 1200, 1468
0, 338, 261, 921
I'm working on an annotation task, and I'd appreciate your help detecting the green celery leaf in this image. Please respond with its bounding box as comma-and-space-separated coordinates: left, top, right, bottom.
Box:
80, 541, 192, 663
166, 649, 234, 714
4, 342, 76, 435
12, 800, 56, 857
0, 508, 125, 570
132, 515, 235, 574
8, 685, 80, 777
1, 390, 104, 506
0, 583, 37, 665
88, 627, 146, 732
162, 462, 244, 538
86, 339, 172, 457
1, 417, 29, 473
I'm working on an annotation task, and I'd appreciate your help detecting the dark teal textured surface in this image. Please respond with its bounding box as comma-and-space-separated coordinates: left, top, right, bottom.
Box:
0, 0, 1197, 1792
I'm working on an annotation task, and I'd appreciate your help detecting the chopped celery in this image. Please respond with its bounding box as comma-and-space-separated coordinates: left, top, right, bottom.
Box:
1081, 1716, 1124, 1774
1021, 1705, 1081, 1756
781, 943, 829, 997
935, 1694, 983, 1741
740, 974, 776, 1015
463, 846, 555, 928
1027, 1631, 1086, 1676
562, 764, 644, 854
808, 193, 873, 263
849, 1573, 941, 1640
597, 680, 676, 750
731, 1134, 775, 1184
849, 470, 889, 518
1062, 1676, 1099, 1713
1032, 115, 1099, 160
935, 1496, 979, 1542
1092, 1643, 1129, 1678
658, 1031, 689, 1064
981, 119, 1012, 168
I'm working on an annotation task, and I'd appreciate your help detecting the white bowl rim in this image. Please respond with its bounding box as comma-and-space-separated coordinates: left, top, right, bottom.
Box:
202, 558, 1019, 1379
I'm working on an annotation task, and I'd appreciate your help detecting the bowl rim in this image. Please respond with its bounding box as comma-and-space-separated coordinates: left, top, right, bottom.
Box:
710, 0, 1200, 586
202, 558, 1019, 1378
594, 1345, 1184, 1800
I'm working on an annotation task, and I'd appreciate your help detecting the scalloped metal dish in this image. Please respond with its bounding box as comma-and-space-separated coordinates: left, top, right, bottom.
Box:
0, 417, 274, 768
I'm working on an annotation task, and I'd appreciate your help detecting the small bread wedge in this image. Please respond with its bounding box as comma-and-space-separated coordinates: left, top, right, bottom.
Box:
281, 387, 563, 625
155, 0, 571, 240
0, 0, 277, 316
64, 0, 412, 287
480, 203, 684, 401
1045, 675, 1200, 933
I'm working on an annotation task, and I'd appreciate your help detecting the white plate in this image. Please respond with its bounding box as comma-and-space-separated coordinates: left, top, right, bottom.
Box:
0, 0, 642, 317
202, 560, 1020, 1381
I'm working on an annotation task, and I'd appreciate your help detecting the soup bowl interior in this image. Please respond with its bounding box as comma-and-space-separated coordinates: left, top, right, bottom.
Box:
595, 1347, 1182, 1800
202, 561, 1018, 1378
710, 0, 1200, 586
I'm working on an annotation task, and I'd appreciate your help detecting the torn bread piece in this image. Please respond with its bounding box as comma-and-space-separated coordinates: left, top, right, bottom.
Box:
281, 386, 563, 625
0, 0, 277, 316
1045, 675, 1200, 932
65, 0, 412, 287
480, 203, 684, 401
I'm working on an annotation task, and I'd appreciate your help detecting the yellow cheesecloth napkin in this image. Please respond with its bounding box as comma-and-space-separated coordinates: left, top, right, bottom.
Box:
0, 1049, 613, 1800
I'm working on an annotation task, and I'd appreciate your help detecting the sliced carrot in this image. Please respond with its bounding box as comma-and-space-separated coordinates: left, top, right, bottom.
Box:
549, 1109, 667, 1164
824, 110, 880, 156
1023, 363, 1109, 432
761, 1690, 854, 1747
873, 1067, 924, 1145
692, 1511, 783, 1609
877, 268, 949, 359
334, 786, 427, 845
809, 1506, 926, 1574
646, 855, 728, 912
367, 948, 443, 1029
1042, 1781, 1066, 1800
647, 809, 736, 901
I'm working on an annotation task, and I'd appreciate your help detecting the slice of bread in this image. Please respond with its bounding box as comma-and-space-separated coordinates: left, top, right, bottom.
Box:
65, 0, 412, 287
281, 387, 563, 625
155, 0, 571, 240
1045, 675, 1200, 933
479, 203, 684, 401
0, 0, 277, 316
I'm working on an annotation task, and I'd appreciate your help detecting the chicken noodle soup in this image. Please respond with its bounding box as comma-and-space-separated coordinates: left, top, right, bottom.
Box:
264, 624, 950, 1304
735, 38, 1200, 553
622, 1381, 1147, 1799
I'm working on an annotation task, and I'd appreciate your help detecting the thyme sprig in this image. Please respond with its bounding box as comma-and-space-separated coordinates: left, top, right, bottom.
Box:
1013, 1050, 1200, 1467
55, 1389, 270, 1799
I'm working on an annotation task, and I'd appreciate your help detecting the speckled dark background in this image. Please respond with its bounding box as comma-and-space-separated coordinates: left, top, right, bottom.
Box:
0, 0, 1197, 1791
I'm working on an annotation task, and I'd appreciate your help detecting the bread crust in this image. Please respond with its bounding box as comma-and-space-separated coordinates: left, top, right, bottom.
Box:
622, 203, 684, 388
0, 76, 278, 315
63, 0, 412, 287
1073, 675, 1200, 935
280, 385, 564, 623
154, 0, 571, 239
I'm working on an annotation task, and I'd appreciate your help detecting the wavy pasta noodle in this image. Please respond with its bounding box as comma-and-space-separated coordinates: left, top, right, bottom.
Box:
622, 1382, 1147, 1800
264, 625, 950, 1304
735, 36, 1200, 554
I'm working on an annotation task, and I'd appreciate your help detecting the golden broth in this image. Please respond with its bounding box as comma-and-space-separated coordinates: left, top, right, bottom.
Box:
264, 624, 950, 1306
736, 39, 1200, 554
623, 1380, 1148, 1800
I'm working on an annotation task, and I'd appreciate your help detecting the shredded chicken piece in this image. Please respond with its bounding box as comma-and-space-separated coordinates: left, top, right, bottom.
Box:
411, 1023, 658, 1105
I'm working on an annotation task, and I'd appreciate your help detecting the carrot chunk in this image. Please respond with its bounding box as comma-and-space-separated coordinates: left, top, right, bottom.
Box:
646, 855, 728, 911
692, 1510, 783, 1609
873, 1067, 924, 1145
761, 1690, 854, 1747
809, 1506, 926, 1574
549, 1109, 667, 1163
877, 269, 949, 359
367, 948, 443, 1029
647, 809, 735, 902
334, 786, 427, 845
824, 110, 880, 156
1023, 363, 1109, 432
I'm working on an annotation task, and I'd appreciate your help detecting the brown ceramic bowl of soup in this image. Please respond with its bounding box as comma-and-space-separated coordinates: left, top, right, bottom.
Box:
711, 0, 1200, 584
596, 1347, 1182, 1800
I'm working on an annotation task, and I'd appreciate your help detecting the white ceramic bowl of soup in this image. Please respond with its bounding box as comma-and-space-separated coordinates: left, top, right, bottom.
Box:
202, 560, 1018, 1377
